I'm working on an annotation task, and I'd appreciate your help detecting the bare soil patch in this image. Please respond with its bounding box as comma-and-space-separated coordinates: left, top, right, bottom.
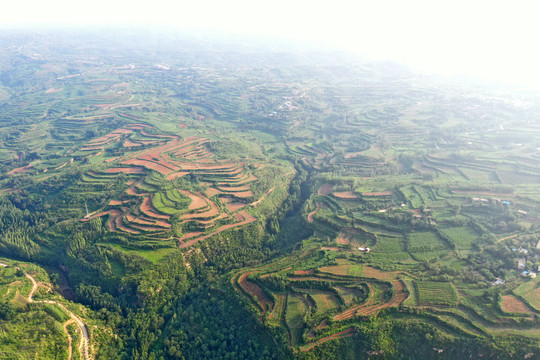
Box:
333, 191, 358, 199
501, 295, 534, 314
318, 183, 333, 196
363, 191, 393, 196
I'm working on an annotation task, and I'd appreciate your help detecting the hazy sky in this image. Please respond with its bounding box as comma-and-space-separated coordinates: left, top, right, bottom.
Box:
3, 0, 540, 89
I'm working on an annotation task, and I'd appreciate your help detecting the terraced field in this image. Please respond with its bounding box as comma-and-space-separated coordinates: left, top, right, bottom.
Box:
79, 124, 266, 247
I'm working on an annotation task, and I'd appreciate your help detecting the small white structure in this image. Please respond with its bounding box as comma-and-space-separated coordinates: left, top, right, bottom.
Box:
358, 247, 371, 252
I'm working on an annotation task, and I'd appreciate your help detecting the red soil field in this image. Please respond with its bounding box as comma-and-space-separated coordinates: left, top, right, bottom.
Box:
128, 223, 165, 233
113, 128, 134, 135
130, 217, 155, 226
356, 281, 406, 317
363, 191, 393, 196
126, 186, 147, 196
115, 216, 140, 234
179, 211, 256, 248
196, 213, 229, 225
138, 154, 180, 171
123, 159, 175, 175
226, 201, 246, 212
333, 283, 376, 321
231, 190, 254, 199
123, 139, 141, 147
7, 164, 32, 175
181, 196, 219, 220
153, 220, 172, 228
166, 171, 189, 180
237, 271, 273, 313
501, 295, 534, 314
217, 185, 252, 192
105, 167, 145, 174
178, 190, 206, 210
294, 270, 315, 275
45, 87, 63, 94
300, 328, 354, 352
180, 123, 187, 128
140, 197, 170, 220
333, 191, 358, 199
318, 183, 333, 196
179, 232, 204, 241
205, 188, 222, 197
105, 157, 121, 163
108, 200, 124, 205
307, 202, 320, 223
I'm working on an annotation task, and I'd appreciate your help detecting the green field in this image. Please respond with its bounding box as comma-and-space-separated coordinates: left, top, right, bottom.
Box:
440, 226, 478, 250
408, 232, 449, 261
415, 281, 459, 306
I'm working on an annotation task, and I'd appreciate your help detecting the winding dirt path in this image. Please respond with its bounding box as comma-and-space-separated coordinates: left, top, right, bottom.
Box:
21, 268, 91, 360
250, 186, 275, 207
307, 202, 320, 223
63, 319, 75, 360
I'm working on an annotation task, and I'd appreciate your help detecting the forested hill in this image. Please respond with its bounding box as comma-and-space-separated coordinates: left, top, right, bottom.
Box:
0, 29, 539, 359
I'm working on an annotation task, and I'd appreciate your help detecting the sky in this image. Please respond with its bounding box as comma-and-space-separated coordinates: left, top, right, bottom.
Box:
2, 0, 540, 89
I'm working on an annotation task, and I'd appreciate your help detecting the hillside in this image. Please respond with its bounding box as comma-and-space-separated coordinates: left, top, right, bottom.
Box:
0, 29, 539, 359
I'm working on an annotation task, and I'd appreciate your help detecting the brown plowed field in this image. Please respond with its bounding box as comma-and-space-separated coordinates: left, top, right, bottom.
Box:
226, 201, 246, 212
333, 191, 358, 199
181, 196, 219, 220
363, 191, 393, 196
333, 283, 375, 321
318, 183, 333, 196
356, 281, 406, 317
217, 185, 252, 192
105, 156, 121, 163
180, 211, 256, 248
166, 172, 189, 180
179, 232, 204, 241
501, 295, 535, 314
294, 270, 315, 275
105, 167, 145, 174
361, 266, 401, 280
126, 186, 147, 196
178, 190, 207, 210
123, 159, 175, 175
232, 190, 254, 198
129, 216, 154, 225
138, 154, 180, 171
206, 188, 223, 197
123, 139, 141, 147
237, 272, 273, 313
115, 216, 140, 234
300, 328, 354, 352
196, 213, 229, 225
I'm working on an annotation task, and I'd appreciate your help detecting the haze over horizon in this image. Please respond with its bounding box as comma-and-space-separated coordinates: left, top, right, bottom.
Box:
3, 0, 540, 90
